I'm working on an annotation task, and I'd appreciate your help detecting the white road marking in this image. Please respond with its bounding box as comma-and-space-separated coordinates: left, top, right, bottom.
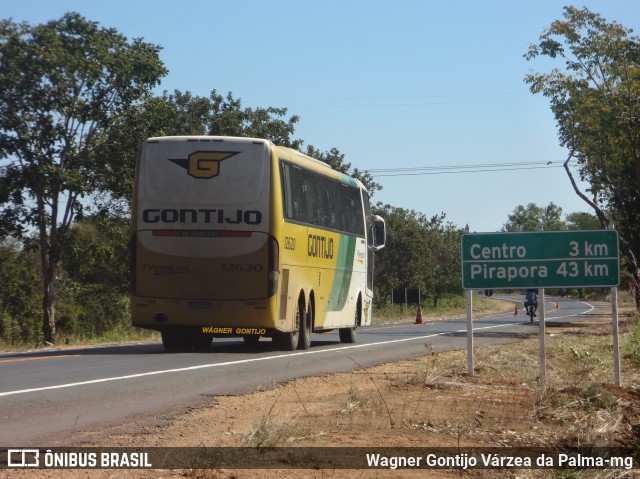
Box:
0, 300, 594, 398
0, 323, 518, 398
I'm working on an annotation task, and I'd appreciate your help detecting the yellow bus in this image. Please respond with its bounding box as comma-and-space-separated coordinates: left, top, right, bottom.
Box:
130, 136, 386, 352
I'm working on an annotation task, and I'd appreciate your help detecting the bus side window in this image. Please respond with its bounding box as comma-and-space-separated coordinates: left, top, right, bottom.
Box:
289, 163, 307, 222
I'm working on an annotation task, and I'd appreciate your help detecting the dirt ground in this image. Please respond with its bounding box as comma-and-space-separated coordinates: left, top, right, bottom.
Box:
5, 297, 640, 479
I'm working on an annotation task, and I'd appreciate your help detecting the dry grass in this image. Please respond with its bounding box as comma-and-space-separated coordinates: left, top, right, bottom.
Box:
236, 308, 639, 457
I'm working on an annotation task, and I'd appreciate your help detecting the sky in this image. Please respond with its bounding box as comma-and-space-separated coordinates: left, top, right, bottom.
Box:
3, 0, 638, 232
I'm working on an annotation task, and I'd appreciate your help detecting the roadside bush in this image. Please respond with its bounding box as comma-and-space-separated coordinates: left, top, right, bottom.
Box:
627, 313, 640, 365
56, 280, 130, 340
0, 242, 42, 345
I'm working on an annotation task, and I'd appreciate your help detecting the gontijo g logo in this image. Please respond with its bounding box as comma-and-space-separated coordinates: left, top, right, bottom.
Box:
168, 151, 239, 179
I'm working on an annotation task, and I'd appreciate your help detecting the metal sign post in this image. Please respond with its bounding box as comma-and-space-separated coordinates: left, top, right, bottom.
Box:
539, 289, 546, 380
611, 286, 621, 385
466, 289, 473, 375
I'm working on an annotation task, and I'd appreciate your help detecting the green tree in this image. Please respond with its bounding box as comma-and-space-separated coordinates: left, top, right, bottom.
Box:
502, 202, 566, 232
0, 13, 167, 343
60, 214, 129, 292
372, 204, 461, 306
56, 215, 130, 338
565, 211, 601, 230
424, 218, 463, 307
373, 204, 431, 298
525, 6, 640, 304
0, 240, 41, 344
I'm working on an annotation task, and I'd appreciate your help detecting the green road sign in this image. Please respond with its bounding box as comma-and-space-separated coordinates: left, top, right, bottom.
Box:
461, 230, 619, 289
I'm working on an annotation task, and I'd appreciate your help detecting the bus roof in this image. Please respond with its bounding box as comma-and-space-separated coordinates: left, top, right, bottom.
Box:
144, 135, 367, 192
145, 135, 270, 146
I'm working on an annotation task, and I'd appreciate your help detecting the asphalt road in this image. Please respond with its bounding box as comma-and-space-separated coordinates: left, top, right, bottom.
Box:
0, 295, 606, 446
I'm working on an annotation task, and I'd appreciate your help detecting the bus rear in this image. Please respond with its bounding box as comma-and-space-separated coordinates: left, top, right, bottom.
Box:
130, 136, 277, 350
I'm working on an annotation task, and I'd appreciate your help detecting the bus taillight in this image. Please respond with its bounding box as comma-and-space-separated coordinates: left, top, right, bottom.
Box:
268, 236, 279, 297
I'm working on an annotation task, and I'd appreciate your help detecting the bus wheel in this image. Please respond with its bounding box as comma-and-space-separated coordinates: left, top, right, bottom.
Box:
192, 331, 213, 352
339, 327, 357, 343
339, 301, 360, 344
298, 302, 312, 350
161, 328, 190, 352
276, 330, 299, 351
276, 298, 302, 351
243, 335, 260, 345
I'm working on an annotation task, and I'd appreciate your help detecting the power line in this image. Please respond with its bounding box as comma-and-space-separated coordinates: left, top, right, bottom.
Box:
371, 164, 564, 177
366, 160, 563, 173
363, 160, 566, 177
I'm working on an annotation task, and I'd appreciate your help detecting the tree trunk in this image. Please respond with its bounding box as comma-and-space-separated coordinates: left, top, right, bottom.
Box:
36, 188, 61, 345
41, 246, 58, 344
635, 155, 640, 195
38, 206, 58, 345
432, 286, 440, 308
42, 277, 56, 344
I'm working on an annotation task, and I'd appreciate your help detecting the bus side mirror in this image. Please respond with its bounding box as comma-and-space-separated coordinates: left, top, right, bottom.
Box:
372, 215, 386, 251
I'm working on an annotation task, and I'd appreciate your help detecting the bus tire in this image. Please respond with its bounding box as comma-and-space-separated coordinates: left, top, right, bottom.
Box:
276, 298, 303, 351
276, 330, 299, 351
339, 300, 360, 344
161, 328, 190, 352
298, 301, 312, 350
339, 327, 357, 343
192, 331, 213, 352
243, 334, 260, 345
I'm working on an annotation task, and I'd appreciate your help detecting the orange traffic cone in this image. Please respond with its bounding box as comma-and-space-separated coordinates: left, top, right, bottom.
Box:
415, 305, 424, 325
514, 305, 519, 316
